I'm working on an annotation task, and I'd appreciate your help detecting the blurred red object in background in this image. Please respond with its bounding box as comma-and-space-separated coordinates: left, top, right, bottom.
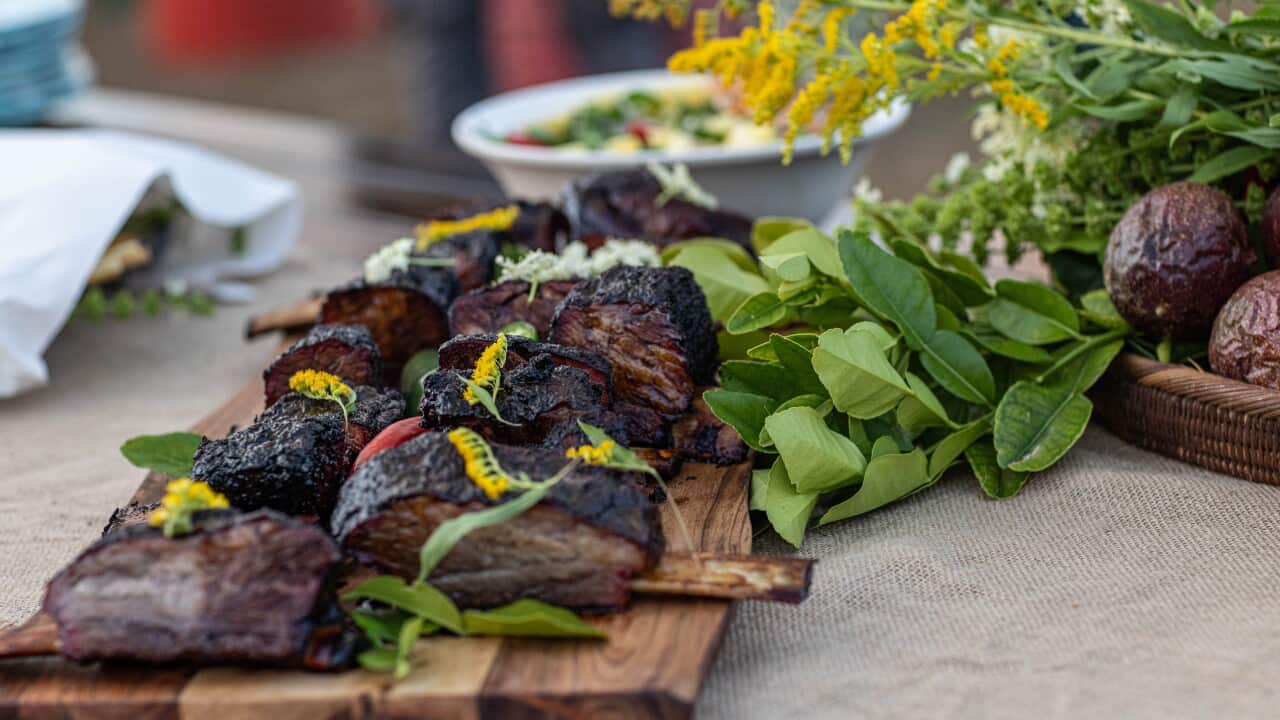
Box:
144, 0, 379, 64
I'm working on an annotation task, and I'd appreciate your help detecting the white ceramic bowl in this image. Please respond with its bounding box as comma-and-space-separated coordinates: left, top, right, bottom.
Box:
452, 69, 910, 223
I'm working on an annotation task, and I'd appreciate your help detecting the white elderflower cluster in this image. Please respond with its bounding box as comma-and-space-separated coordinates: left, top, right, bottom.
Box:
363, 238, 413, 284
495, 239, 659, 286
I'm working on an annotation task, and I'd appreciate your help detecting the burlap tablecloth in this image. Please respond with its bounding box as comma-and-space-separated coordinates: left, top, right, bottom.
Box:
3, 256, 1279, 719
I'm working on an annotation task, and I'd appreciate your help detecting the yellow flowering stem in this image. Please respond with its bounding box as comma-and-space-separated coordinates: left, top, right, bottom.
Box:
416, 205, 521, 252
148, 478, 230, 538
289, 369, 357, 429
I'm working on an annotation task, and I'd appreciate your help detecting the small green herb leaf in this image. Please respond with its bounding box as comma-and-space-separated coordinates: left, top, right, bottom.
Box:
818, 446, 929, 526
415, 483, 551, 583
343, 576, 464, 635
120, 432, 203, 478
458, 376, 519, 426
462, 599, 607, 639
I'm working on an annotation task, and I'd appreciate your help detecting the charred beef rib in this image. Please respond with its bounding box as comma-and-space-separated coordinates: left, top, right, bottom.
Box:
332, 432, 662, 610
44, 510, 356, 669
448, 280, 578, 339
260, 385, 405, 458
419, 355, 626, 449
319, 269, 456, 383
672, 392, 749, 466
561, 169, 753, 250
263, 324, 383, 407
550, 266, 717, 420
192, 413, 348, 519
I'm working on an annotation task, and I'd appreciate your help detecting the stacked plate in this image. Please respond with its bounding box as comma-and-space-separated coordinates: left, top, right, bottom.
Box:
0, 0, 91, 126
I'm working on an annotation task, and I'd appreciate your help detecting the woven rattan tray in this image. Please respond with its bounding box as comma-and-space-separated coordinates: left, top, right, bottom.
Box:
1093, 353, 1280, 485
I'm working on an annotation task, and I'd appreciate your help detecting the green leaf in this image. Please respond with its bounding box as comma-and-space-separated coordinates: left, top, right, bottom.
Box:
966, 441, 1029, 499
358, 647, 400, 674
1189, 145, 1274, 183
749, 468, 770, 511
928, 417, 993, 479
120, 432, 203, 478
764, 228, 845, 281
764, 406, 866, 492
719, 360, 791, 400
987, 280, 1081, 345
896, 372, 956, 432
893, 239, 994, 306
1121, 0, 1232, 51
811, 328, 910, 419
726, 292, 789, 334
416, 484, 551, 584
993, 384, 1092, 472
457, 376, 519, 426
462, 599, 607, 639
1053, 47, 1097, 100
770, 334, 826, 396
704, 389, 777, 451
1074, 99, 1163, 122
920, 330, 996, 406
1042, 338, 1125, 394
669, 245, 771, 322
1159, 88, 1197, 128
817, 447, 929, 525
343, 576, 464, 635
760, 251, 811, 283
1170, 57, 1280, 92
661, 237, 758, 273
1079, 290, 1131, 331
574, 421, 659, 478
964, 329, 1052, 363
837, 229, 937, 351
765, 460, 818, 548
752, 217, 813, 254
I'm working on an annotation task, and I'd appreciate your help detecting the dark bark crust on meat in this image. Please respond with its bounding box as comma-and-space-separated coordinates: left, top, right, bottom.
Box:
418, 232, 500, 294
260, 386, 405, 457
448, 280, 578, 338
192, 415, 349, 519
101, 502, 159, 536
550, 266, 717, 418
332, 433, 662, 609
44, 510, 357, 669
439, 333, 613, 404
319, 272, 455, 379
418, 356, 624, 449
561, 169, 753, 250
671, 392, 749, 465
263, 324, 383, 407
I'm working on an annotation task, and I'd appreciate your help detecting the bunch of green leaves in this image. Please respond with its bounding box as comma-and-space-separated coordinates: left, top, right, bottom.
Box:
686, 222, 1129, 547
75, 286, 216, 321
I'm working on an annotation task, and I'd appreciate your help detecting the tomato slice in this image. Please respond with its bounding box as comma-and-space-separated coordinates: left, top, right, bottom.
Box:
352, 417, 428, 473
626, 120, 651, 145
504, 131, 547, 147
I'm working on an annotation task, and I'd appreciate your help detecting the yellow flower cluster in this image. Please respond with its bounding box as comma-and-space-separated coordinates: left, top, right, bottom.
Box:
149, 478, 230, 535
289, 369, 357, 408
447, 427, 512, 500
566, 440, 616, 466
464, 333, 508, 405
608, 0, 688, 25
416, 205, 520, 252
986, 39, 1048, 130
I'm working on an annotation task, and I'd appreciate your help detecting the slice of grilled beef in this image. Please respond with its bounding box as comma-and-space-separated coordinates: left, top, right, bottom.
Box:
263, 324, 383, 407
671, 392, 749, 466
439, 334, 613, 405
192, 414, 349, 519
419, 355, 626, 450
260, 385, 405, 458
550, 266, 717, 419
319, 269, 456, 383
332, 433, 662, 611
448, 280, 578, 338
561, 168, 753, 251
44, 510, 357, 669
419, 230, 500, 294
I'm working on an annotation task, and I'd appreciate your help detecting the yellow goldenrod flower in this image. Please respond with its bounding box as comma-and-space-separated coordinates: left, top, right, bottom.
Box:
463, 333, 508, 405
447, 427, 513, 500
566, 440, 617, 466
149, 478, 230, 537
822, 8, 854, 53
415, 205, 520, 252
692, 8, 717, 47
289, 369, 357, 426
928, 62, 943, 81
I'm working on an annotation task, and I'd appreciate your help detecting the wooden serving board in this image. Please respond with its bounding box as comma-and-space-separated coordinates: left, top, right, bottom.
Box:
0, 378, 753, 720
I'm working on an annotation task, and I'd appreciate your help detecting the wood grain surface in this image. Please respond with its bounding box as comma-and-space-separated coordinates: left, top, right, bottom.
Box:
0, 373, 753, 720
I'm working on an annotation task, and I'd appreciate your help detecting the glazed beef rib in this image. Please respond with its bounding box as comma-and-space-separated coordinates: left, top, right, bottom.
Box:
263, 324, 383, 407
260, 385, 405, 458
550, 266, 717, 419
448, 280, 578, 339
43, 510, 355, 669
332, 432, 662, 610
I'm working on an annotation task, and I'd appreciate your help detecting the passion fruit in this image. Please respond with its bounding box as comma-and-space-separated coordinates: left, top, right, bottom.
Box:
1104, 182, 1255, 339
1209, 270, 1280, 389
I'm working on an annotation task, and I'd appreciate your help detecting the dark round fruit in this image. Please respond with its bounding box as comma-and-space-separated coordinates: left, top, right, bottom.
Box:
1104, 182, 1255, 339
1261, 186, 1280, 267
1209, 270, 1280, 389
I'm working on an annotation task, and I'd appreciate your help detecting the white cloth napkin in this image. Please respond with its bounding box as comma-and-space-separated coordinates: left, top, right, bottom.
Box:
0, 128, 302, 397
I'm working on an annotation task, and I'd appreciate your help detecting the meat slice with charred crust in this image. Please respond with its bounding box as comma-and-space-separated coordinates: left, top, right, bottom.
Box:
44, 510, 356, 669
671, 392, 749, 466
261, 385, 405, 458
263, 324, 383, 407
448, 280, 578, 338
561, 169, 753, 251
550, 266, 717, 419
439, 333, 613, 405
419, 356, 626, 450
192, 414, 349, 519
319, 270, 455, 383
332, 433, 663, 610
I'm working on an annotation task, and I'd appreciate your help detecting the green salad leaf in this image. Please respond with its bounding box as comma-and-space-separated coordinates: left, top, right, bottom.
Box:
463, 599, 607, 639
120, 432, 203, 478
